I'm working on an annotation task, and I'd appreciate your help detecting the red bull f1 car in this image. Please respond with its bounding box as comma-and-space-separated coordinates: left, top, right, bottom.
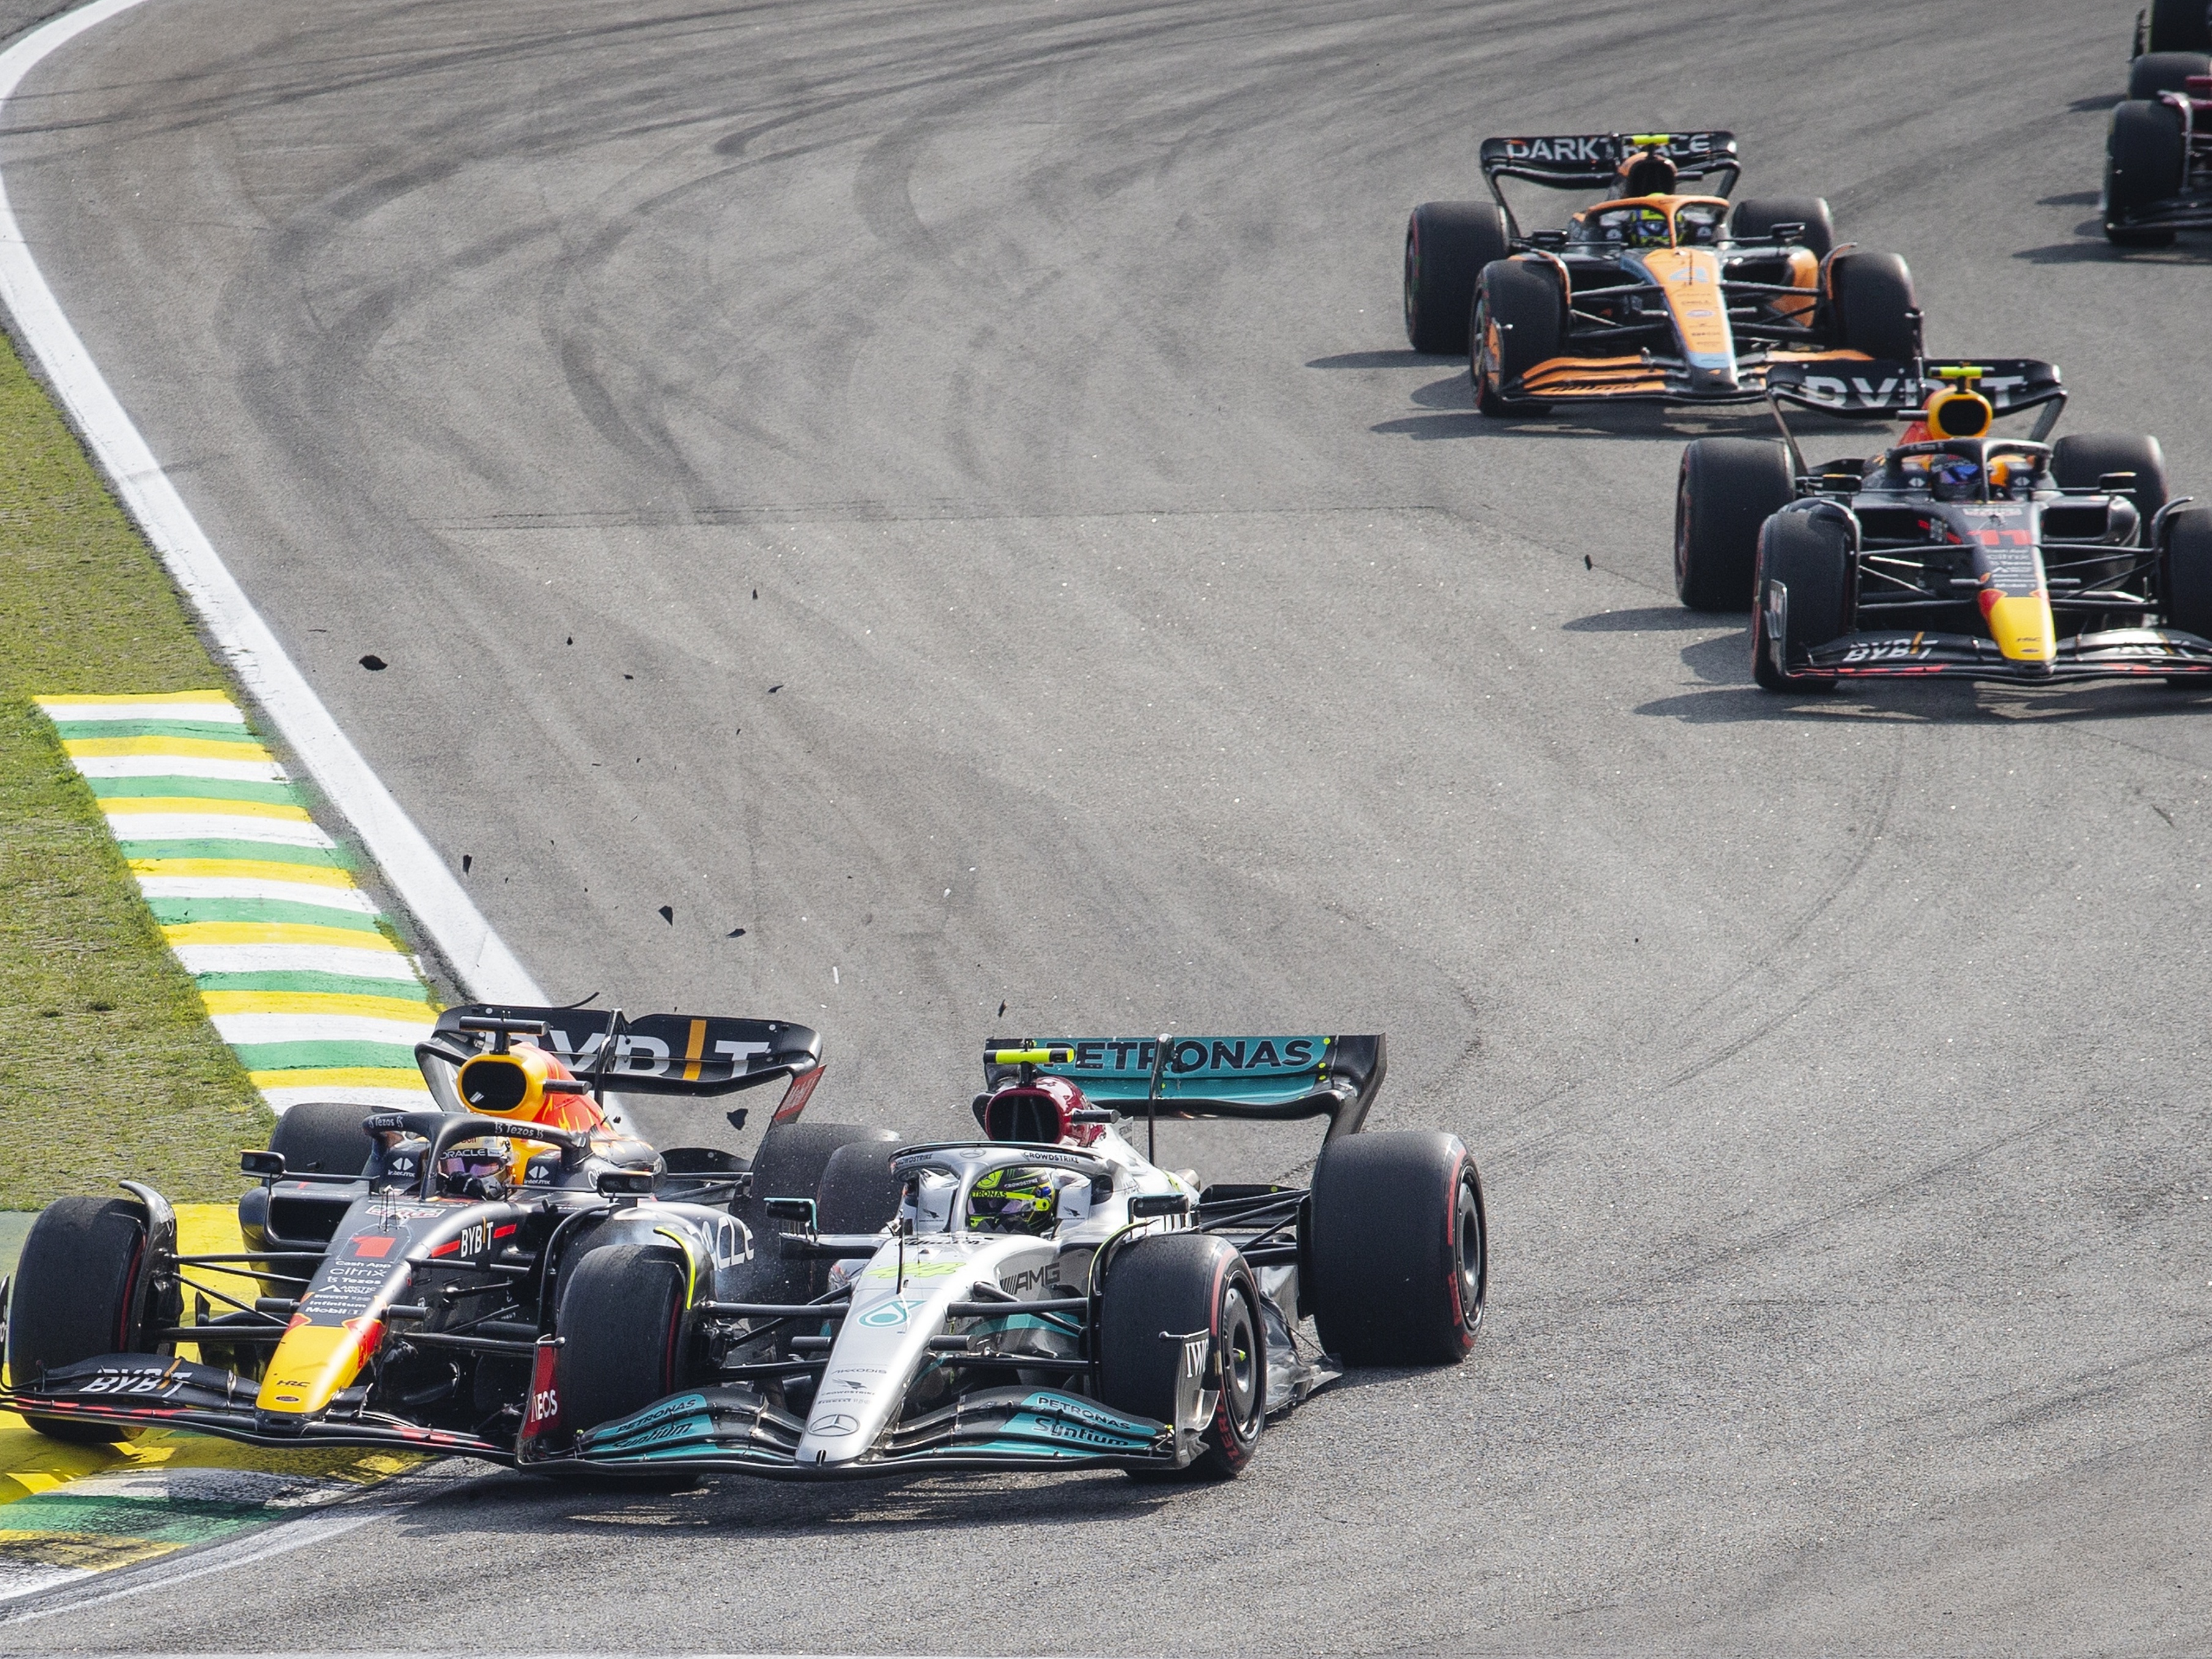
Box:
1, 1019, 1487, 1482
1670, 357, 2212, 689
1401, 131, 1921, 414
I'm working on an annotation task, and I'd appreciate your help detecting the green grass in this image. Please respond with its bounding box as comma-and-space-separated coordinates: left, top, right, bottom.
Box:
0, 328, 270, 1207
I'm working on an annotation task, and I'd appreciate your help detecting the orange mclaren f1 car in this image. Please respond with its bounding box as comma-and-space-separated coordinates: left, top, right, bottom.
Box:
1403, 132, 1922, 414
1671, 357, 2212, 689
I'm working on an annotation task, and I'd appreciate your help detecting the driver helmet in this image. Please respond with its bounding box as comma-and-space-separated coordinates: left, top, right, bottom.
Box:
1626, 206, 1671, 247
965, 1165, 1064, 1236
439, 1136, 510, 1196
1931, 457, 1983, 502
1619, 151, 1679, 197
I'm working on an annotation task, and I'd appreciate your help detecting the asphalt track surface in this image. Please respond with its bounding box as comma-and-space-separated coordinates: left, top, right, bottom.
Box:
5, 0, 2212, 1650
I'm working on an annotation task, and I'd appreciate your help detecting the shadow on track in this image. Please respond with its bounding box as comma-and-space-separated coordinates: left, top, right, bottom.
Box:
1638, 679, 2212, 725
436, 1462, 1185, 1540
1562, 607, 1724, 634
2016, 219, 2212, 264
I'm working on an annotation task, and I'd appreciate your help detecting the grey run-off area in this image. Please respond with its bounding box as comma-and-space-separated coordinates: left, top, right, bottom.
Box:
3, 0, 2210, 1650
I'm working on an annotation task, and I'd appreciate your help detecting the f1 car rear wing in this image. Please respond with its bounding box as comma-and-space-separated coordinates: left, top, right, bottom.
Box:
1764, 358, 2068, 462
981, 1034, 1386, 1141
1480, 130, 1739, 196
424, 1003, 823, 1108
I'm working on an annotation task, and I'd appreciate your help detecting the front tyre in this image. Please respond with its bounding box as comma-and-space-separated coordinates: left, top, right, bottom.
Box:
1728, 195, 1835, 258
2128, 49, 2212, 97
5, 1197, 161, 1443
267, 1101, 374, 1176
1751, 513, 1851, 691
1098, 1233, 1264, 1479
1827, 252, 1920, 358
2148, 0, 2212, 51
1471, 259, 1562, 416
2052, 432, 2169, 532
1676, 438, 1796, 612
1307, 1130, 1486, 1366
2105, 100, 2186, 246
1403, 201, 1510, 355
2162, 507, 2212, 644
554, 1244, 692, 1433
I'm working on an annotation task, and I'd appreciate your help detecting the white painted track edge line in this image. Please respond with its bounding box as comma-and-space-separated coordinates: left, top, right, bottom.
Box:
0, 0, 544, 1008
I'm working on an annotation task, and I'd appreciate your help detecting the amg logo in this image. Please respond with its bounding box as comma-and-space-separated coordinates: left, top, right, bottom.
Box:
1504, 135, 1606, 165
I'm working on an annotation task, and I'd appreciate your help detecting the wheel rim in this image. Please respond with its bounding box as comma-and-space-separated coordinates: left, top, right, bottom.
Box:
1453, 1175, 1485, 1329
1220, 1281, 1261, 1440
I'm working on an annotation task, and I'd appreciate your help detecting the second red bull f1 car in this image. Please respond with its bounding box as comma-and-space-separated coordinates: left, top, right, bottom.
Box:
1671, 357, 2212, 689
1401, 131, 1921, 414
1, 1019, 1486, 1482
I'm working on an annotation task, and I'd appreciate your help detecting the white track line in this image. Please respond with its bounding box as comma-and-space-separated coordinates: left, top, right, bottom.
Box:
0, 0, 543, 1006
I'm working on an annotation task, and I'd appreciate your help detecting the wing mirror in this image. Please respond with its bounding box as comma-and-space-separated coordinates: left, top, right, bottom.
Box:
595, 1169, 655, 1197
1767, 221, 1806, 243
2099, 471, 2139, 492
1527, 228, 1568, 250
241, 1149, 284, 1178
1070, 1108, 1116, 1124
762, 1197, 818, 1228
1128, 1192, 1190, 1219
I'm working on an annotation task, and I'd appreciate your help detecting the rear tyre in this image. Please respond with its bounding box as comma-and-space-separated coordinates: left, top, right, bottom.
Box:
1828, 252, 1919, 358
1307, 1131, 1485, 1367
1676, 439, 1797, 612
1403, 201, 1510, 355
1471, 259, 1562, 415
555, 1244, 692, 1433
1751, 514, 1851, 691
746, 1120, 900, 1299
2128, 48, 2211, 97
2162, 508, 2212, 643
2105, 101, 2186, 245
2052, 432, 2169, 532
1098, 1233, 1264, 1480
5, 1198, 158, 1442
749, 1121, 898, 1209
1728, 196, 1835, 258
814, 1141, 904, 1235
267, 1102, 373, 1176
2148, 0, 2212, 52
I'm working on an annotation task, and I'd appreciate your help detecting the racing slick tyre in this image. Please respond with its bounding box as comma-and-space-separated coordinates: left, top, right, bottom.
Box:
747, 1120, 900, 1299
554, 1242, 695, 1433
2105, 100, 2186, 245
1403, 201, 1509, 355
1729, 195, 1835, 258
1470, 259, 1562, 416
2148, 0, 2212, 51
1751, 513, 1850, 692
2052, 432, 2169, 533
2129, 49, 2212, 97
1675, 439, 1796, 612
1099, 1233, 1264, 1480
749, 1119, 899, 1209
267, 1100, 374, 1176
2161, 508, 2212, 653
1827, 252, 1919, 360
1307, 1131, 1485, 1367
815, 1140, 904, 1234
6, 1197, 162, 1443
